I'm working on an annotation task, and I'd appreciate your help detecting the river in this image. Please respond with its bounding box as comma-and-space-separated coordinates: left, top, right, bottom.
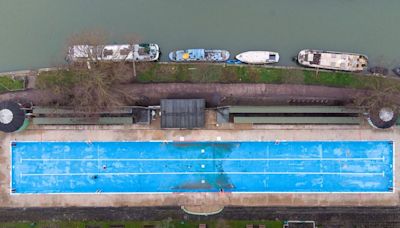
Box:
0, 0, 399, 72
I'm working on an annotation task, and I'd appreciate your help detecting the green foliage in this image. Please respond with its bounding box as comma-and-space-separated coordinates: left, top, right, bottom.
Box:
303, 70, 365, 88
0, 76, 25, 92
41, 64, 400, 93
257, 68, 286, 83
137, 64, 293, 84
136, 63, 400, 90
36, 70, 78, 93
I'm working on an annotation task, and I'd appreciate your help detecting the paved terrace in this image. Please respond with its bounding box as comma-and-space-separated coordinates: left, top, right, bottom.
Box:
0, 111, 399, 208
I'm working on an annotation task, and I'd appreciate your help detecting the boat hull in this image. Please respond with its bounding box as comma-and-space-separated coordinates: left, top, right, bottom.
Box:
236, 51, 279, 64
66, 43, 160, 62
297, 49, 368, 72
169, 49, 230, 62
393, 67, 400, 76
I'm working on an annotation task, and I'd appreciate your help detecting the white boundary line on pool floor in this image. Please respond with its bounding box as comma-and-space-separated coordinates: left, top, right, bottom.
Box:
20, 171, 385, 177
9, 190, 395, 195
392, 141, 396, 192
9, 140, 394, 142
20, 157, 385, 162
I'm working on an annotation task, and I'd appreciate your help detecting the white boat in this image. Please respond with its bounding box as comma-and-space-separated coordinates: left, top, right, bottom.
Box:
66, 43, 160, 62
297, 49, 368, 72
236, 51, 280, 64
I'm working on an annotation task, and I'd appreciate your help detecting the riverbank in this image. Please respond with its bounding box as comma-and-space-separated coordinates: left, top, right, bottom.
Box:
2, 62, 399, 107
3, 63, 400, 91
32, 62, 400, 90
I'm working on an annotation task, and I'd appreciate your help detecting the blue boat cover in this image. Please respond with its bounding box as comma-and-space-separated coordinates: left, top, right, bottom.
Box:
176, 49, 205, 61
226, 59, 242, 64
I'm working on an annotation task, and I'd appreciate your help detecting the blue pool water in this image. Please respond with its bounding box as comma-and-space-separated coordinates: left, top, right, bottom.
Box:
11, 141, 394, 194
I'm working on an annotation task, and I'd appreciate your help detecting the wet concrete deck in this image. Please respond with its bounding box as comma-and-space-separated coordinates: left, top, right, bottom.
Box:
0, 111, 399, 208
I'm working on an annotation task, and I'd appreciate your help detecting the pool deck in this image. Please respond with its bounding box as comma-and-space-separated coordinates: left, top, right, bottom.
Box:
1, 115, 399, 208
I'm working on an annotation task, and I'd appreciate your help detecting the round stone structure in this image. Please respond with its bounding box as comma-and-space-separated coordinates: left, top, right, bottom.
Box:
0, 101, 26, 133
368, 107, 398, 129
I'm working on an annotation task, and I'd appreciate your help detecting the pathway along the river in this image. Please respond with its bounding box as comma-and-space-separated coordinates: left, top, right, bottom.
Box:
0, 83, 368, 106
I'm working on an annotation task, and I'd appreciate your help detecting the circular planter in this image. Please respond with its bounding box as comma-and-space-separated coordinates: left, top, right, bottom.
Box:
368, 107, 398, 129
0, 101, 26, 133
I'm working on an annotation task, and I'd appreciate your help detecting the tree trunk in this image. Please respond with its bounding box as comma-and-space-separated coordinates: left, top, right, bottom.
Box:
132, 61, 137, 79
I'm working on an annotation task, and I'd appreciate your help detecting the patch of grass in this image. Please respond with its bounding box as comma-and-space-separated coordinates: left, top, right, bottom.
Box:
303, 70, 366, 88
0, 76, 25, 92
137, 64, 291, 84
43, 63, 400, 91
36, 70, 77, 90
136, 63, 163, 82
257, 68, 286, 83
0, 220, 284, 228
137, 64, 225, 83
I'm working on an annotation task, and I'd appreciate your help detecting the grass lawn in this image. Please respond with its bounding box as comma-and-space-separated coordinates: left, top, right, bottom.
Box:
135, 63, 400, 90
0, 76, 25, 93
0, 220, 283, 228
36, 63, 400, 91
36, 70, 78, 90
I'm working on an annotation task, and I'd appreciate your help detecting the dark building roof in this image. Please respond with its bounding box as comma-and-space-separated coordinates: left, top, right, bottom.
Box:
0, 101, 26, 133
161, 99, 205, 129
32, 106, 150, 125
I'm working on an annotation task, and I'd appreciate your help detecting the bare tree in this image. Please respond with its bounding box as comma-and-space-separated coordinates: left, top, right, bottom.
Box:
38, 29, 139, 112
64, 29, 110, 67
352, 77, 400, 113
39, 29, 156, 113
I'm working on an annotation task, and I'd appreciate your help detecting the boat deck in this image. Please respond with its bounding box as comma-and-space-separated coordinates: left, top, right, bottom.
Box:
299, 50, 367, 71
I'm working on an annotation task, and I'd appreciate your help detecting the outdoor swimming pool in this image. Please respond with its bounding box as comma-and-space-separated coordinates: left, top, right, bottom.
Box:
11, 141, 394, 194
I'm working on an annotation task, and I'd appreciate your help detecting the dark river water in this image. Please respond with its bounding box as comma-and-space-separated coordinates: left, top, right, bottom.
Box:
0, 0, 399, 72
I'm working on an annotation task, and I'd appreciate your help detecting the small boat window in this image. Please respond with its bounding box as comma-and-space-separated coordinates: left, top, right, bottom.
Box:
103, 49, 113, 57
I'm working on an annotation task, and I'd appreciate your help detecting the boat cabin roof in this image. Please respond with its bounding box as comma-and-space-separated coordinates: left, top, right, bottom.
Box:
101, 44, 133, 60
317, 53, 360, 69
176, 49, 205, 61
70, 45, 95, 58
301, 50, 367, 71
269, 53, 277, 60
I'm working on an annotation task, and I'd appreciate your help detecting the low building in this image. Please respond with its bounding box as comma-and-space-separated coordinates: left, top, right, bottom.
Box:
160, 99, 205, 129
31, 106, 150, 125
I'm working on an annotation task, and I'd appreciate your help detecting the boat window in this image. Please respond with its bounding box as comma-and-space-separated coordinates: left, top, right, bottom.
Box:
120, 48, 131, 55
103, 49, 113, 57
